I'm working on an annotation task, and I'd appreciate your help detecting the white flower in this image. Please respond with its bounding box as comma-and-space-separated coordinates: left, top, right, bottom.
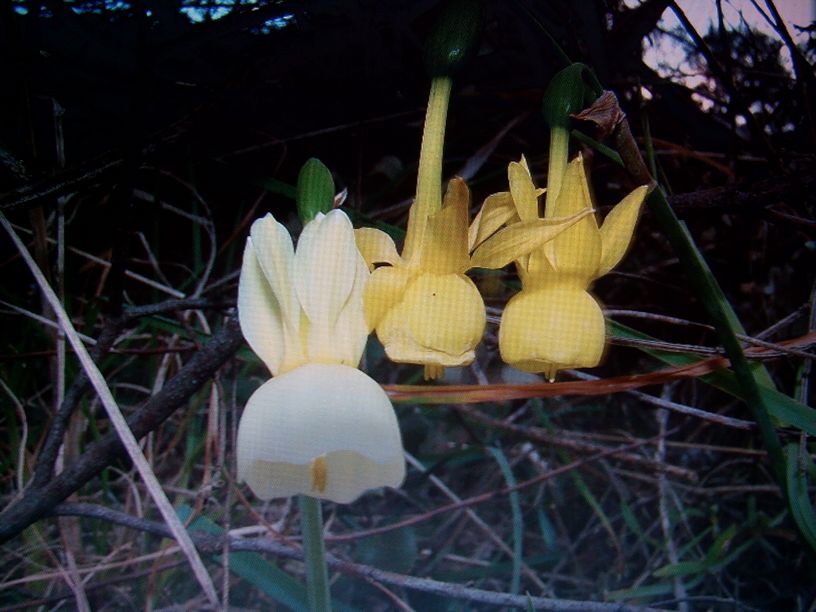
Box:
236, 364, 404, 503
237, 210, 405, 503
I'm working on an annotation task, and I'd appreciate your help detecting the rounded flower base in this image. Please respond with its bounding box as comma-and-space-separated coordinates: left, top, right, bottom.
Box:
499, 286, 605, 380
376, 272, 485, 368
237, 363, 405, 503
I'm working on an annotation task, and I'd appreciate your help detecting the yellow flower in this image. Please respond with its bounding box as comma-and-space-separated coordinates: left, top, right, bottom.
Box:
237, 211, 404, 503
497, 154, 649, 380
356, 178, 586, 379
356, 178, 480, 379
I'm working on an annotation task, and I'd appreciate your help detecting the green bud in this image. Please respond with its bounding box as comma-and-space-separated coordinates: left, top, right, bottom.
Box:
542, 63, 594, 129
423, 0, 482, 78
296, 158, 335, 223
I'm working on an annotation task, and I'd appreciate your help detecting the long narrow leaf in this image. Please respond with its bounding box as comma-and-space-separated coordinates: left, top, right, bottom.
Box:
486, 446, 523, 595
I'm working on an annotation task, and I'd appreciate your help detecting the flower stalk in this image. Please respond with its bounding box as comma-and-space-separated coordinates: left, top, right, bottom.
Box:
403, 75, 452, 264
545, 122, 569, 211
299, 495, 331, 612
542, 63, 590, 209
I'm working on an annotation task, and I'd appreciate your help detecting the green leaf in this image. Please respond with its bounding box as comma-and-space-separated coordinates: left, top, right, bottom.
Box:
607, 582, 674, 601
353, 527, 418, 575
608, 320, 816, 436
653, 559, 707, 578
486, 446, 523, 595
704, 523, 738, 565
176, 505, 358, 612
256, 175, 297, 199
785, 443, 816, 551
296, 158, 335, 223
535, 507, 558, 553
654, 524, 744, 580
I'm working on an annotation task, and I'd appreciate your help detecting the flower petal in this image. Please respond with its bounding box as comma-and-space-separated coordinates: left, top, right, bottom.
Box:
419, 177, 470, 274
237, 364, 405, 503
597, 184, 649, 277
543, 155, 601, 278
237, 239, 285, 375
355, 227, 402, 270
363, 265, 413, 331
468, 191, 517, 252
499, 286, 605, 380
470, 209, 591, 269
294, 210, 361, 361
377, 273, 485, 367
244, 214, 304, 373
523, 248, 557, 290
508, 157, 545, 222
331, 251, 371, 366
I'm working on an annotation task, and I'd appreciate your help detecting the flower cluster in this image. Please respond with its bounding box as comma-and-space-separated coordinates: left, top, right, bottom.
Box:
236, 156, 647, 503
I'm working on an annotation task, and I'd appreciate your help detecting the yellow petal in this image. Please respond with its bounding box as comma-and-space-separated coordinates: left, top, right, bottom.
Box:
523, 248, 556, 290
237, 364, 405, 503
469, 209, 591, 269
363, 265, 413, 331
377, 273, 485, 367
597, 184, 649, 277
355, 227, 402, 270
508, 157, 544, 222
468, 191, 518, 251
544, 155, 601, 278
499, 286, 605, 379
419, 177, 470, 274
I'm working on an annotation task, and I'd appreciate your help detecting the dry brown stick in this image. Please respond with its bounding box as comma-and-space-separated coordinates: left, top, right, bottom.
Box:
0, 316, 243, 545
452, 405, 697, 481
49, 502, 667, 611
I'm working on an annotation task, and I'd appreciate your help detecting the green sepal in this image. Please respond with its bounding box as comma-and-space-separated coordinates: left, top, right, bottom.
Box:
542, 63, 594, 129
423, 0, 482, 78
296, 158, 335, 224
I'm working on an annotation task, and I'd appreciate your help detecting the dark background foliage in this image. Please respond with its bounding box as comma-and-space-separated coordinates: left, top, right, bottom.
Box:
1, 0, 815, 609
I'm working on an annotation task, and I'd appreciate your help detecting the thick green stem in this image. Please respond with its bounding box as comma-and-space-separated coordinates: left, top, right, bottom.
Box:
299, 495, 331, 612
402, 76, 452, 263
544, 125, 570, 213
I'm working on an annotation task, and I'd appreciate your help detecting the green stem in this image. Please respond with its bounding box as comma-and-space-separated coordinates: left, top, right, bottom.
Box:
299, 495, 331, 612
402, 75, 452, 263
544, 125, 570, 213
645, 188, 786, 485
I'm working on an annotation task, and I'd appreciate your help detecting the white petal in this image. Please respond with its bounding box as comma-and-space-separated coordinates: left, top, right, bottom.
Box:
238, 239, 284, 375
294, 210, 361, 361
248, 214, 304, 368
331, 252, 370, 366
236, 364, 405, 503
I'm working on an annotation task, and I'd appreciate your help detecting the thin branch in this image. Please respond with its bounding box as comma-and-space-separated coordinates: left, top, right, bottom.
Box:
328, 434, 676, 543
0, 315, 243, 544
0, 213, 221, 607
565, 369, 754, 430
49, 502, 667, 611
